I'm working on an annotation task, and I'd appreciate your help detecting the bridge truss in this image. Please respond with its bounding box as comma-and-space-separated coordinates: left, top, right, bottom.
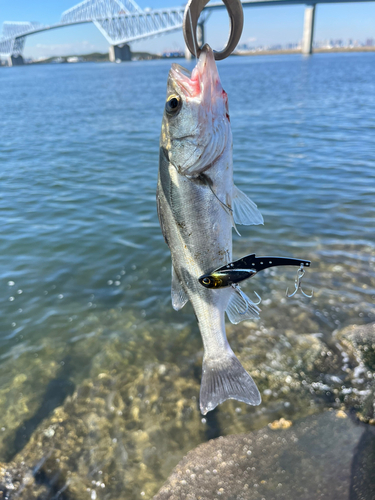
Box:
0, 0, 185, 58
0, 22, 43, 57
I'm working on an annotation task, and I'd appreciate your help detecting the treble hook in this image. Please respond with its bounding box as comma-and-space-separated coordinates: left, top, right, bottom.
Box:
286, 264, 313, 299
183, 0, 244, 61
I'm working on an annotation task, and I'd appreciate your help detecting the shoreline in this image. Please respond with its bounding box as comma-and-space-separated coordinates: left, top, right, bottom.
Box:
5, 46, 374, 67
236, 46, 375, 56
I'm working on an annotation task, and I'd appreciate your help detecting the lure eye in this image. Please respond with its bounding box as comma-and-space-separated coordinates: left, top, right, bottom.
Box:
166, 94, 181, 115
202, 277, 211, 286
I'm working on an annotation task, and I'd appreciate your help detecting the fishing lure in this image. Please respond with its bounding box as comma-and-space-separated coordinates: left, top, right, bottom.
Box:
199, 254, 311, 289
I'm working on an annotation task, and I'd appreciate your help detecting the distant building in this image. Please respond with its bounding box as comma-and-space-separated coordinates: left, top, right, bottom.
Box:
67, 56, 83, 63
162, 51, 184, 58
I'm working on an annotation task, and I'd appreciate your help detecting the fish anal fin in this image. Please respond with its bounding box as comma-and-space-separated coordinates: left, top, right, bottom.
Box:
233, 185, 264, 226
200, 348, 261, 415
226, 285, 260, 324
171, 266, 188, 311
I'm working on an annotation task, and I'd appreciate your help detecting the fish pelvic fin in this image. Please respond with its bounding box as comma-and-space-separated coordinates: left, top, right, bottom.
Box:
200, 348, 261, 415
226, 284, 261, 324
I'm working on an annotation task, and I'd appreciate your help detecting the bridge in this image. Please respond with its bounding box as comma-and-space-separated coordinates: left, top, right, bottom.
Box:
0, 0, 373, 65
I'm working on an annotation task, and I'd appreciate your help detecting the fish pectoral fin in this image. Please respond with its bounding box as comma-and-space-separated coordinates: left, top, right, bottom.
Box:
233, 185, 264, 226
171, 266, 188, 311
226, 284, 261, 324
200, 349, 261, 415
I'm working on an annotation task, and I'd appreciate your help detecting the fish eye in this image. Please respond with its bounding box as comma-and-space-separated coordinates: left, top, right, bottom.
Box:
166, 94, 181, 115
202, 277, 211, 286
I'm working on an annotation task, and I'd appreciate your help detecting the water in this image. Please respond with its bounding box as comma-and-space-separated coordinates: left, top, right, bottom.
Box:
0, 53, 374, 497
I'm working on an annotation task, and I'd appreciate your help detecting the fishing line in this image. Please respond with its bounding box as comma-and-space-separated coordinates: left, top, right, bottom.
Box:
206, 182, 241, 236
189, 173, 233, 215
188, 173, 241, 236
207, 182, 233, 216
187, 6, 198, 63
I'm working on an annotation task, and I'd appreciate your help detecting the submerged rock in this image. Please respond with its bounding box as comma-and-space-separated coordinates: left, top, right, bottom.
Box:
0, 330, 205, 500
153, 410, 375, 500
334, 322, 375, 424
0, 317, 374, 499
335, 322, 375, 372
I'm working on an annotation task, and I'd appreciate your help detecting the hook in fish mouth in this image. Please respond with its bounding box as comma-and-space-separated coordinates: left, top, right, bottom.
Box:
170, 45, 221, 99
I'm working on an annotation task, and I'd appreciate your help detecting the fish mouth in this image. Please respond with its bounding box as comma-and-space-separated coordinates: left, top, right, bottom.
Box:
170, 44, 221, 99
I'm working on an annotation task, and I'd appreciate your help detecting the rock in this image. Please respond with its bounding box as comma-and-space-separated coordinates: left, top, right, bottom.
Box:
334, 322, 375, 424
268, 417, 292, 429
350, 424, 375, 500
335, 322, 375, 371
210, 322, 349, 435
153, 410, 375, 500
0, 312, 114, 463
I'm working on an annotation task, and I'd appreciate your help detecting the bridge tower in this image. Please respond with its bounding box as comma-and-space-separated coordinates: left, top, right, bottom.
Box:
8, 55, 25, 66
109, 43, 131, 61
302, 4, 316, 55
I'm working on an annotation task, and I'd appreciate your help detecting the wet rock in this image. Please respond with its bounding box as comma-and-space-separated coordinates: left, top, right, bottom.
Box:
0, 313, 114, 463
335, 322, 375, 372
153, 410, 375, 500
209, 322, 347, 434
350, 424, 375, 500
334, 322, 375, 424
0, 345, 64, 463
0, 462, 38, 499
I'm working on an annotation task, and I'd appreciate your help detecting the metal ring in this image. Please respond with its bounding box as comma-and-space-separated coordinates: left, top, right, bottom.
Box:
183, 0, 244, 61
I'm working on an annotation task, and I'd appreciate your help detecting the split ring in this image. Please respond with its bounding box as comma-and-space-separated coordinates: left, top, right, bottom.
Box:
183, 0, 244, 61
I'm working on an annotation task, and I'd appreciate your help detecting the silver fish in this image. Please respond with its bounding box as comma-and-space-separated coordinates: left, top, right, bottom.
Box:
157, 45, 264, 415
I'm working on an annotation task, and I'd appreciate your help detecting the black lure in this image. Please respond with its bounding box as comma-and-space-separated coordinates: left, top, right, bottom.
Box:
199, 254, 311, 289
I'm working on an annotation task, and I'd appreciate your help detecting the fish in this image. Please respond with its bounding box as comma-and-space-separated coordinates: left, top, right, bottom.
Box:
156, 44, 264, 415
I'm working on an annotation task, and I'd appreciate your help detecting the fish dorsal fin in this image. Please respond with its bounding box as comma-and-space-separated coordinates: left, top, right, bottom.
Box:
226, 284, 261, 324
171, 266, 188, 311
233, 185, 264, 226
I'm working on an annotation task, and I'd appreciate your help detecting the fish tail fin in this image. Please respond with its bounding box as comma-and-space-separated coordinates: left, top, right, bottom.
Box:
200, 348, 261, 415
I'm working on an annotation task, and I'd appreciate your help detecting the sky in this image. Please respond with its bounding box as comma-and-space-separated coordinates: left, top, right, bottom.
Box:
0, 0, 374, 58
